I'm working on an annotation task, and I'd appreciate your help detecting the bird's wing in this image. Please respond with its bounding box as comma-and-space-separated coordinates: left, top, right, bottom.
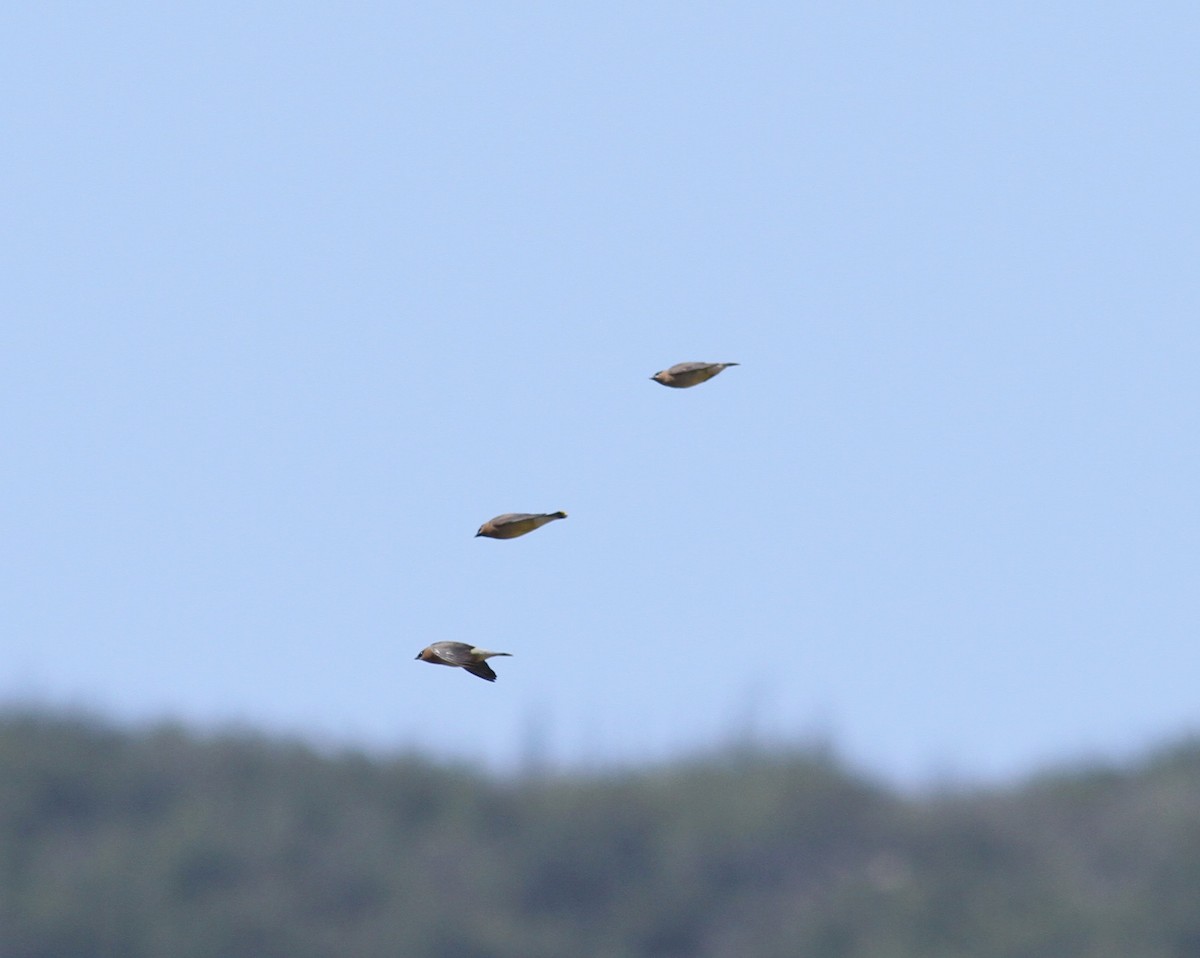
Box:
430, 642, 475, 666
492, 513, 538, 525
668, 362, 712, 374
462, 660, 499, 682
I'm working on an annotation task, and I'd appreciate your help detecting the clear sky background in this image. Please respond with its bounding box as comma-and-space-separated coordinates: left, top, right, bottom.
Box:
3, 3, 1197, 785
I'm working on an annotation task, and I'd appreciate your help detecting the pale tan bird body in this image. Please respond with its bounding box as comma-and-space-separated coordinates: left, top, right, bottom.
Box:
475, 511, 567, 539
415, 642, 512, 682
650, 361, 739, 388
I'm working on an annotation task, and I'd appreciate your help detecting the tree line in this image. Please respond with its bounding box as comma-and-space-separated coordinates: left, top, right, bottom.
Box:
2, 710, 1198, 957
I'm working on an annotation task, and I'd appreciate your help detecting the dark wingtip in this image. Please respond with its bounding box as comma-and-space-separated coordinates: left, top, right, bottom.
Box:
465, 662, 499, 681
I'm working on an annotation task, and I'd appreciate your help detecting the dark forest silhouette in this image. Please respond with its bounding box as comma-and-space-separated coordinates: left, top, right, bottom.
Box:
3, 710, 1198, 958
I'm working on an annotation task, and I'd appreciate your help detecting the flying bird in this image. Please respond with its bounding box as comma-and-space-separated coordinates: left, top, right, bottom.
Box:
415, 642, 513, 682
475, 511, 567, 539
650, 361, 740, 388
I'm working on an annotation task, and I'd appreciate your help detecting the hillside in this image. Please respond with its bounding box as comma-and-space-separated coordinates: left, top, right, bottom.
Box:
2, 711, 1198, 957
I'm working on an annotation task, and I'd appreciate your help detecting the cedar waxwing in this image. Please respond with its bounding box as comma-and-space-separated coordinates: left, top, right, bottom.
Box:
475, 511, 567, 539
415, 642, 513, 682
650, 361, 739, 388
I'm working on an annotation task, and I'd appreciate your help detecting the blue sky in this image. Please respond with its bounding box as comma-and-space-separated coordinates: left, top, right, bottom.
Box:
3, 3, 1198, 784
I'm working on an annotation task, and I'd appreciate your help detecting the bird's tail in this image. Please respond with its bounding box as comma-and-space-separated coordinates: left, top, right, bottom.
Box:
473, 649, 513, 659
550, 511, 567, 519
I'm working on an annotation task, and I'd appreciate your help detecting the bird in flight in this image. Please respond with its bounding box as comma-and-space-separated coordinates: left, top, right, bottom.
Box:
475, 511, 567, 539
650, 361, 739, 388
415, 642, 513, 682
